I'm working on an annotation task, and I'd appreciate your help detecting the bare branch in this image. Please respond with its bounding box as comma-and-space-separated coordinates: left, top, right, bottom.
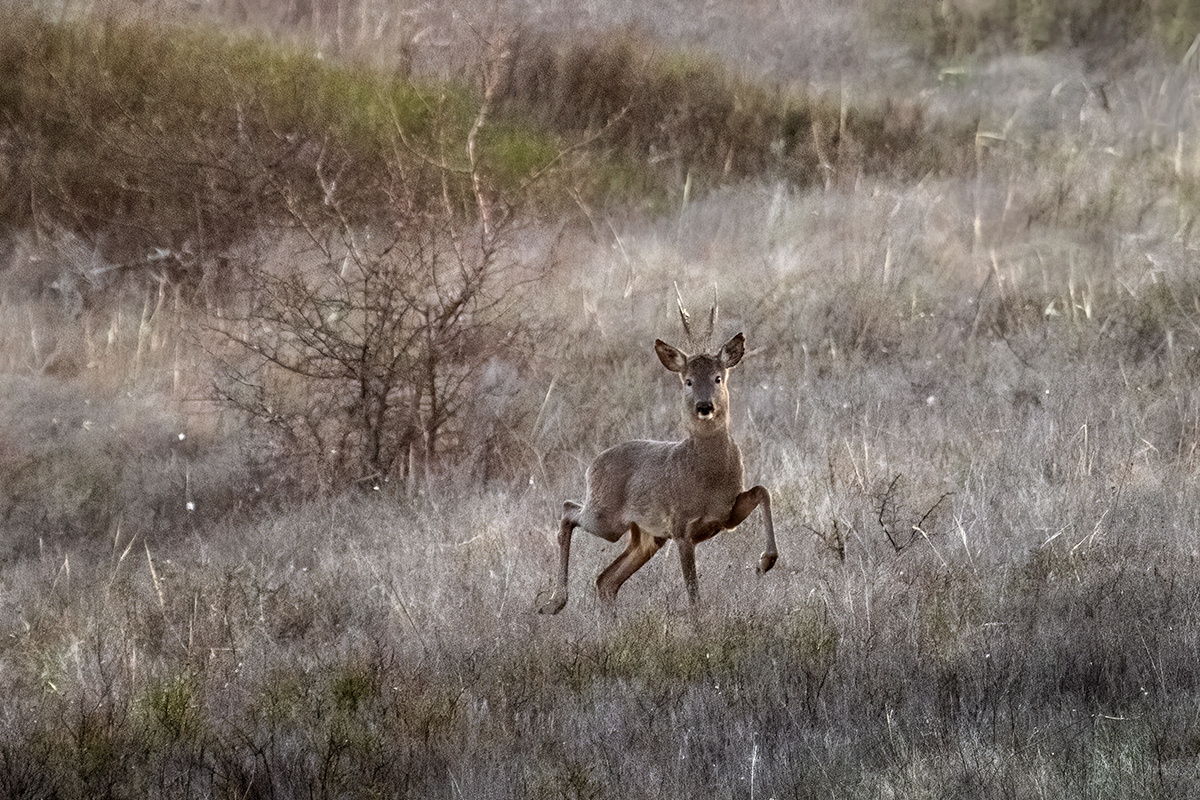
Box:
877, 474, 953, 554
804, 521, 846, 563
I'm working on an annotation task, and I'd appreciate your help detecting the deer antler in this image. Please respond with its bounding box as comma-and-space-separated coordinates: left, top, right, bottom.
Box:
674, 282, 694, 350
673, 282, 719, 352
705, 284, 718, 351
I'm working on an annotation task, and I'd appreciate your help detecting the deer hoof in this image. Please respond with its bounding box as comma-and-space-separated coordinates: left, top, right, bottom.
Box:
757, 552, 778, 575
538, 594, 567, 615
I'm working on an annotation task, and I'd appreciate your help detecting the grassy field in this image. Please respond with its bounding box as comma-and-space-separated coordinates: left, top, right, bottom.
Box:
5, 0, 1200, 797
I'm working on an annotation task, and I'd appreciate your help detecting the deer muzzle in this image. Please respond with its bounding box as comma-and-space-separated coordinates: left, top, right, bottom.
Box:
695, 401, 715, 420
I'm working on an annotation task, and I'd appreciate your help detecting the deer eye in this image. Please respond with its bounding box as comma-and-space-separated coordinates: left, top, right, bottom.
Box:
684, 378, 693, 387
714, 376, 722, 384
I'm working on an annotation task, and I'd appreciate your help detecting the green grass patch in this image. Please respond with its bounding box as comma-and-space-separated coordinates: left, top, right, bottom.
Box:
0, 10, 666, 270
0, 9, 972, 295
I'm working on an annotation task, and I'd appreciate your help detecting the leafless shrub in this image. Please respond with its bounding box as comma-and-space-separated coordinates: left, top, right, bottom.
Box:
876, 474, 953, 555
209, 92, 555, 493
213, 227, 546, 492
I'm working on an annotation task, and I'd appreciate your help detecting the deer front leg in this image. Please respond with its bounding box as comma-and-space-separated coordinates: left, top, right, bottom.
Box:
676, 518, 723, 606
676, 536, 699, 605
539, 501, 582, 614
726, 485, 777, 575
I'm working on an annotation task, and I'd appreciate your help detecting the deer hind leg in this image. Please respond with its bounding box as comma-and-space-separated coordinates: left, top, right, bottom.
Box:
596, 523, 664, 605
724, 485, 778, 574
539, 501, 583, 615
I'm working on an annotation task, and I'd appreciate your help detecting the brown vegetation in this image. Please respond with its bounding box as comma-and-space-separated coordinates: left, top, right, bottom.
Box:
4, 0, 1200, 796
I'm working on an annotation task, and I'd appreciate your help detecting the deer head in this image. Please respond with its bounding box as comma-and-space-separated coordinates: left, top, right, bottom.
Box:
654, 333, 745, 434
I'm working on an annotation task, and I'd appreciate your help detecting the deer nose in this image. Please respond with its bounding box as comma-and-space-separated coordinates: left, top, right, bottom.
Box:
695, 401, 715, 418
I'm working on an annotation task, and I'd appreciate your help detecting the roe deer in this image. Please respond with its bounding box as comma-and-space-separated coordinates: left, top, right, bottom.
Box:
538, 295, 777, 614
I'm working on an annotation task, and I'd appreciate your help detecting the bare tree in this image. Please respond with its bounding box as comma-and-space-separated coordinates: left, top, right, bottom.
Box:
211, 73, 552, 493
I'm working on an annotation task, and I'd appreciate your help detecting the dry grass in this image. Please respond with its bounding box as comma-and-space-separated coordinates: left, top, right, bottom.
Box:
6, 0, 1200, 796
5, 478, 1200, 797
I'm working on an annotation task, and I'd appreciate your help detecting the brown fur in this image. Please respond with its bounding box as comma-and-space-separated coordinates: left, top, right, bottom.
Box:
538, 330, 777, 614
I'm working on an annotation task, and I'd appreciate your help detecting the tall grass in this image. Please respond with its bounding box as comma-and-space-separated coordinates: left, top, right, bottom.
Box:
6, 0, 1200, 796
882, 0, 1200, 58
494, 28, 970, 193
4, 473, 1200, 797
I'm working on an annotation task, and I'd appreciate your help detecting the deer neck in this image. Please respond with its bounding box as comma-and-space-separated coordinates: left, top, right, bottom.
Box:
683, 420, 737, 457
678, 424, 742, 490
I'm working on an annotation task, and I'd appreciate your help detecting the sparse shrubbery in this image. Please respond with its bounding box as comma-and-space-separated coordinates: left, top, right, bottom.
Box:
0, 9, 589, 297
210, 210, 551, 493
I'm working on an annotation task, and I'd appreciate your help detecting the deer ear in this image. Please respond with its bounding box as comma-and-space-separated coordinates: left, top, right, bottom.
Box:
655, 339, 688, 373
718, 333, 745, 368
